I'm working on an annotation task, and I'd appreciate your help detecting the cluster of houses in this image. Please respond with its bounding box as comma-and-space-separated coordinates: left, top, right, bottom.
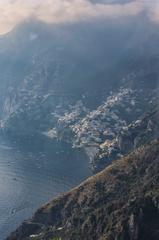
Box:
42, 86, 158, 170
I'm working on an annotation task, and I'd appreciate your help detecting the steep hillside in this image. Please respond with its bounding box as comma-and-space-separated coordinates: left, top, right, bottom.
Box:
93, 107, 159, 171
1, 17, 159, 141
7, 139, 159, 240
1, 17, 159, 174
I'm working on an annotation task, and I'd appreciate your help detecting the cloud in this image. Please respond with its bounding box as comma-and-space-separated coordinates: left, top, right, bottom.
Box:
0, 0, 155, 35
147, 1, 159, 23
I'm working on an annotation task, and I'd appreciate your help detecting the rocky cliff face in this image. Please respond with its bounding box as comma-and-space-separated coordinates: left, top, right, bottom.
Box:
7, 139, 159, 240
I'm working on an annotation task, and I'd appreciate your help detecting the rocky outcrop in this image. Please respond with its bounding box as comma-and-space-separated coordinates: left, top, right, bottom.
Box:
7, 139, 159, 240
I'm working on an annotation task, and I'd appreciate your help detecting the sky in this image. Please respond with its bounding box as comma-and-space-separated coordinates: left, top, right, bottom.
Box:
0, 0, 158, 35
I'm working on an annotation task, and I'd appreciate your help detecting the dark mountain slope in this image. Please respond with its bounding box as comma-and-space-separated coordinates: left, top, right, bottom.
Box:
7, 139, 159, 240
2, 17, 159, 174
1, 17, 159, 138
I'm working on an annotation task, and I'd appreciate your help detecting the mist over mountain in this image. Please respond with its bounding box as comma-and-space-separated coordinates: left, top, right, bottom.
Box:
0, 14, 159, 165
0, 14, 158, 116
1, 2, 159, 239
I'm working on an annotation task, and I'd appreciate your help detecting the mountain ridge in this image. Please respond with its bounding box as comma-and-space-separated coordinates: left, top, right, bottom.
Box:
7, 138, 159, 240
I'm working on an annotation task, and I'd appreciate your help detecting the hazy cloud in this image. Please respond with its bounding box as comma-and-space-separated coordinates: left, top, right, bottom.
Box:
0, 0, 157, 35
147, 1, 159, 23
